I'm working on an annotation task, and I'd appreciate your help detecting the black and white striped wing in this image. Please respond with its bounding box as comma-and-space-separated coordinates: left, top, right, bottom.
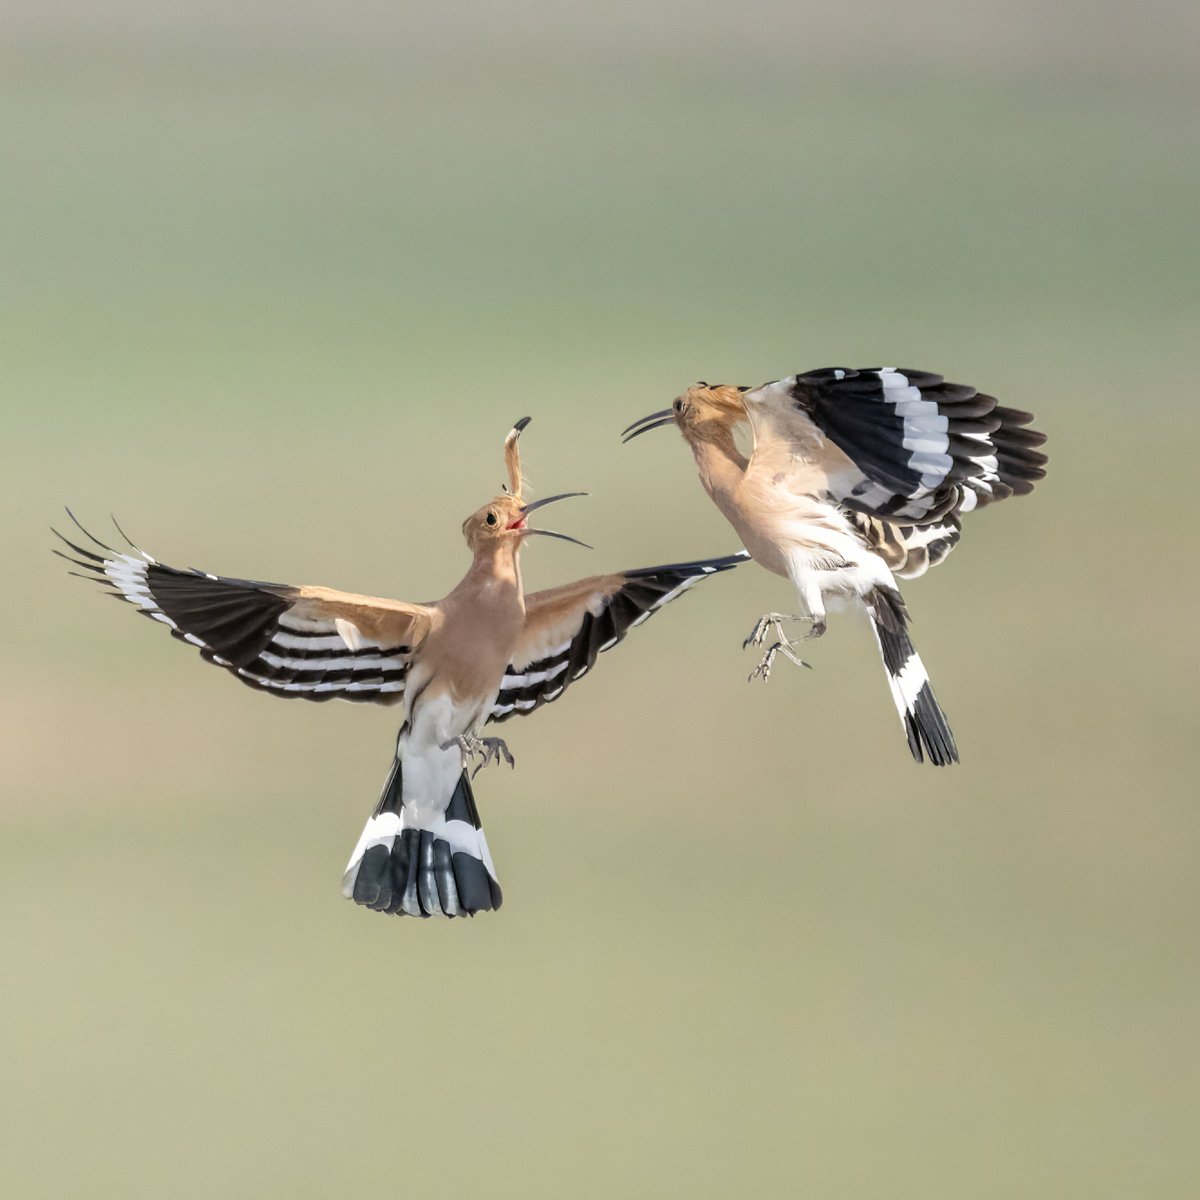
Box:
744, 368, 1048, 525
845, 511, 962, 581
488, 552, 748, 723
55, 519, 419, 704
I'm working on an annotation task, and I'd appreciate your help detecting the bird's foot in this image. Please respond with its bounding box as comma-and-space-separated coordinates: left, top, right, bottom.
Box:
445, 735, 516, 776
747, 640, 811, 683
743, 612, 807, 650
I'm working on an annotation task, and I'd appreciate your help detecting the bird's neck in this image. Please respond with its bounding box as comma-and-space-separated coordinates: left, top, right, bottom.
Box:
689, 426, 748, 501
456, 539, 524, 604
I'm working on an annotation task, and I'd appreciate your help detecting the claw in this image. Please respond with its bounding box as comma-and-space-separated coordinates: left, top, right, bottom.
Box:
744, 612, 808, 650
748, 644, 776, 682
743, 615, 771, 650
747, 640, 811, 682
472, 738, 516, 777
444, 734, 516, 777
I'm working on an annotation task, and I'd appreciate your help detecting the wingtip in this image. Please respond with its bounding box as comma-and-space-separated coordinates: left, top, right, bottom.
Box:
109, 513, 142, 554
63, 508, 122, 555
51, 526, 107, 565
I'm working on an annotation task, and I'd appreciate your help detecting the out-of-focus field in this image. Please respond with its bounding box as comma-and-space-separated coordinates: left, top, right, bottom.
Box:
3, 5, 1198, 1197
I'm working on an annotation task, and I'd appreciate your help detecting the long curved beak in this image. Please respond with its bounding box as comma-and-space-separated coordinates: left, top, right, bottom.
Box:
523, 528, 592, 549
509, 491, 592, 548
520, 491, 587, 516
621, 409, 675, 443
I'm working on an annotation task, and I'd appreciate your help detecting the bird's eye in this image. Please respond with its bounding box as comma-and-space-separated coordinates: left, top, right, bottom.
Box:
673, 398, 684, 413
486, 512, 498, 527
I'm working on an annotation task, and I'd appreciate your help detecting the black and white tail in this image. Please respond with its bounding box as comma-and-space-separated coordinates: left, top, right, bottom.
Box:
865, 587, 958, 767
342, 758, 503, 917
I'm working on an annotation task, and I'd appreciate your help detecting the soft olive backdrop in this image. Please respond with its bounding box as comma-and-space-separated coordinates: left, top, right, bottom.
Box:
3, 4, 1197, 1198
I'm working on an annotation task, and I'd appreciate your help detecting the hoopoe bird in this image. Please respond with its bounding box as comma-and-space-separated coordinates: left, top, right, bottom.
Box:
623, 368, 1047, 766
56, 418, 746, 917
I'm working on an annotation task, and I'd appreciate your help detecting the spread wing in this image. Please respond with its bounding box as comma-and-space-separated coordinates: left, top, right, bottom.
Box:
742, 368, 1047, 526
55, 516, 431, 705
488, 552, 747, 722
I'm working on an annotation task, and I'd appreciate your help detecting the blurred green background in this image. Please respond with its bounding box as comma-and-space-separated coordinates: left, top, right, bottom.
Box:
4, 3, 1198, 1197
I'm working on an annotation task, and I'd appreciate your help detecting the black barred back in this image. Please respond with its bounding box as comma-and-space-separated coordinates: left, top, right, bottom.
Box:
788, 368, 1047, 524
54, 518, 411, 705
488, 552, 747, 722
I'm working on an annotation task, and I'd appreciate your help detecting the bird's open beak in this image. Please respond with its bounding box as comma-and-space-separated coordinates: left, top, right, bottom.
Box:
507, 492, 591, 548
621, 409, 675, 443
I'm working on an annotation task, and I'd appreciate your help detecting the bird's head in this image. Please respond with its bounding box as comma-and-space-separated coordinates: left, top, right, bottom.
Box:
621, 382, 747, 446
461, 417, 590, 553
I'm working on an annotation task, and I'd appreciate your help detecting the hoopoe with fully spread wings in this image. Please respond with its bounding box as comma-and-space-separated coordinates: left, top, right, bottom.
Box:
56, 419, 746, 917
623, 368, 1047, 766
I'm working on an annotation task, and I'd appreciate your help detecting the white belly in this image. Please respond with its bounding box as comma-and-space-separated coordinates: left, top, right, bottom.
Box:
398, 690, 476, 825
774, 509, 895, 616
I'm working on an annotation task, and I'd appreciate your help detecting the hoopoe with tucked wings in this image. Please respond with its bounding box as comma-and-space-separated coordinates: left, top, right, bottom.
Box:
57, 418, 746, 917
623, 368, 1047, 766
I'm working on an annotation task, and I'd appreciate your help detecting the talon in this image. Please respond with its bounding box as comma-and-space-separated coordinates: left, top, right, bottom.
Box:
745, 613, 807, 652
454, 735, 515, 776
749, 643, 779, 682
743, 616, 771, 650
748, 637, 811, 681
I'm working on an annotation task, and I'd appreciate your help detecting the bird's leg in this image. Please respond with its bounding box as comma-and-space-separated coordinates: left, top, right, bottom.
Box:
793, 574, 829, 641
743, 612, 806, 650
747, 638, 812, 683
445, 734, 516, 776
745, 610, 814, 681
748, 642, 780, 683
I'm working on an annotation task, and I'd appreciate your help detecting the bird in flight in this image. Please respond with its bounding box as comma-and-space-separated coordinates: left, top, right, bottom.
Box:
623, 368, 1047, 766
56, 419, 746, 917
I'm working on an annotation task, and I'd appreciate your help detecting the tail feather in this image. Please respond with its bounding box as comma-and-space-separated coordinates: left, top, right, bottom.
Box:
866, 587, 959, 766
342, 759, 502, 917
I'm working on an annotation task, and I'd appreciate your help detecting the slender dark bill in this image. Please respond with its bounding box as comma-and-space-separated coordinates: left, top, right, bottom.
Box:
621, 410, 675, 443
523, 528, 592, 549
520, 492, 588, 515
513, 491, 591, 548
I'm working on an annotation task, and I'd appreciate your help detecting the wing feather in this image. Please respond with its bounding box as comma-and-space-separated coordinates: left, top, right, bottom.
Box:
743, 368, 1048, 527
488, 553, 747, 722
56, 518, 429, 705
